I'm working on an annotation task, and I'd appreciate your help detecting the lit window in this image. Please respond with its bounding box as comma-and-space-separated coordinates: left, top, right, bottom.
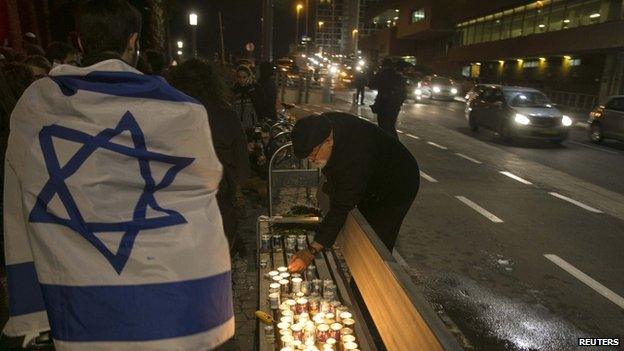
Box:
410, 9, 425, 24
522, 60, 538, 68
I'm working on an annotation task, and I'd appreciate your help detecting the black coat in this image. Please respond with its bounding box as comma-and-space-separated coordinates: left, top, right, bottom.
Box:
315, 113, 420, 248
205, 104, 251, 199
369, 67, 406, 110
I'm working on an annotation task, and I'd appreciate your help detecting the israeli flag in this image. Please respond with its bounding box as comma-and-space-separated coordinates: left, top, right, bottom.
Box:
3, 59, 234, 350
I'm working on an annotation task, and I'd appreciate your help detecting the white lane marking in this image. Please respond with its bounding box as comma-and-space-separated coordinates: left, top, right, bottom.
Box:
544, 254, 624, 310
427, 141, 448, 150
420, 171, 438, 183
570, 141, 619, 155
500, 171, 533, 185
548, 192, 603, 213
455, 153, 482, 164
405, 133, 420, 139
455, 196, 504, 223
397, 130, 404, 134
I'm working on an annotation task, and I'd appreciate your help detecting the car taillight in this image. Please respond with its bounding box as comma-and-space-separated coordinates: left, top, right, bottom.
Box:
589, 106, 604, 118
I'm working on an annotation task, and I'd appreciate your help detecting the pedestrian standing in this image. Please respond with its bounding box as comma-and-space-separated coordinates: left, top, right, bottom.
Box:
369, 59, 406, 138
169, 58, 251, 250
354, 69, 367, 105
2, 1, 234, 349
232, 65, 265, 131
258, 61, 279, 121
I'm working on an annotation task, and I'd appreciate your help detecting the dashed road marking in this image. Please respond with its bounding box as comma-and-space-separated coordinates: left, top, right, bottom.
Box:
405, 133, 420, 139
420, 171, 438, 183
456, 196, 504, 223
548, 192, 603, 213
427, 141, 448, 150
500, 171, 533, 185
454, 153, 482, 164
544, 254, 624, 310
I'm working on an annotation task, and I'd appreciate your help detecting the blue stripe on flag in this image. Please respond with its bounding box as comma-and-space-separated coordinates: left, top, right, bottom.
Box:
42, 271, 233, 342
6, 262, 47, 316
50, 71, 200, 104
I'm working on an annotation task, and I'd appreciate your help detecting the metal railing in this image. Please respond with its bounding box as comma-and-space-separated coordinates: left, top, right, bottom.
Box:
544, 89, 599, 111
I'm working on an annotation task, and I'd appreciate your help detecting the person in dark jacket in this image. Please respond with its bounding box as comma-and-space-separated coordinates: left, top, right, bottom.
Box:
354, 69, 367, 105
232, 65, 266, 131
168, 58, 251, 249
258, 61, 278, 121
369, 59, 406, 138
287, 112, 419, 272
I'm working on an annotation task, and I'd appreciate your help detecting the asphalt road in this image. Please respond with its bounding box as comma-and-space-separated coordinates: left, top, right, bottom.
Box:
290, 89, 624, 351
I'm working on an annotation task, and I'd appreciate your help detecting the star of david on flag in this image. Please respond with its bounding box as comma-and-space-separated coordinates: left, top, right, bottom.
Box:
29, 111, 195, 274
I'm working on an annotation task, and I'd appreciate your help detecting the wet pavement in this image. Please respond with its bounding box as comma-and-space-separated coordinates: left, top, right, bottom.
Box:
287, 89, 624, 351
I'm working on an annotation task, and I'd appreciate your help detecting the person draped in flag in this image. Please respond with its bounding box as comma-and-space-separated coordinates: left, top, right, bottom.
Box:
2, 1, 234, 350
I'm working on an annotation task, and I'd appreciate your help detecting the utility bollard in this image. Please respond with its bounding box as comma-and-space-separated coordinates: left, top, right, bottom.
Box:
297, 75, 304, 104
304, 73, 310, 104
280, 72, 286, 102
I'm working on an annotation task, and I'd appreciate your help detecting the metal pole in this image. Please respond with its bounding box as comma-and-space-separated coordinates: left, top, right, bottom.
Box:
305, 0, 309, 36
295, 11, 300, 48
218, 12, 226, 65
191, 26, 197, 57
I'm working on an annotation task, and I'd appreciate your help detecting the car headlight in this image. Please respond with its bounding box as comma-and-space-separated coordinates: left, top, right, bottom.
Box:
415, 89, 422, 95
451, 88, 458, 95
514, 113, 530, 125
562, 115, 573, 127
432, 86, 441, 93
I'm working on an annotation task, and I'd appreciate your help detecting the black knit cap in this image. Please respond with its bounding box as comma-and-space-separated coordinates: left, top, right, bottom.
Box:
292, 114, 332, 159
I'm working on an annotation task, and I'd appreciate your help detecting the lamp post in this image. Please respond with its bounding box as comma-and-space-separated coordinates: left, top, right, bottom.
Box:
189, 12, 198, 57
295, 4, 303, 48
352, 29, 358, 57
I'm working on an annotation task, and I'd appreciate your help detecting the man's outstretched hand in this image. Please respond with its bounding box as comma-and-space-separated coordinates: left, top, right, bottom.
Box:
288, 250, 315, 273
288, 242, 324, 273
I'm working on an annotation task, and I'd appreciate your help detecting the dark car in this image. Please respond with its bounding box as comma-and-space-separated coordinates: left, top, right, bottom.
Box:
413, 75, 459, 100
588, 95, 624, 143
466, 85, 573, 143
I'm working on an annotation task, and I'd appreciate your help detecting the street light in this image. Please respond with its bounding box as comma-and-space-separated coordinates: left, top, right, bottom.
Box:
177, 41, 184, 49
295, 4, 303, 46
352, 29, 358, 57
318, 21, 324, 29
189, 12, 198, 57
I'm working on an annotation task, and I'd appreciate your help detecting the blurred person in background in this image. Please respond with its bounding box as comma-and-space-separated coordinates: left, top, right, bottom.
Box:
23, 55, 52, 78
144, 49, 166, 76
0, 62, 35, 99
46, 41, 81, 66
232, 64, 264, 131
369, 59, 406, 138
258, 61, 278, 121
169, 58, 251, 250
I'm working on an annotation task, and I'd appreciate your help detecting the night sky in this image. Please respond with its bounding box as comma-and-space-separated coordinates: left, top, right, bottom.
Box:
170, 0, 296, 62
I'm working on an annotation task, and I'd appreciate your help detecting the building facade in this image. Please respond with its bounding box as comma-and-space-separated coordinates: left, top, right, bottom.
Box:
360, 0, 624, 102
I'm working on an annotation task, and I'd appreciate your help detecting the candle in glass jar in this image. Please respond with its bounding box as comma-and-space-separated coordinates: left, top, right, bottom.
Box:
342, 318, 355, 329
268, 270, 279, 279
277, 266, 288, 273
343, 342, 358, 350
291, 324, 303, 342
341, 334, 356, 344
316, 324, 330, 343
280, 347, 294, 351
279, 272, 291, 279
324, 312, 335, 325
280, 315, 293, 324
299, 312, 310, 324
329, 323, 343, 340
308, 296, 320, 315
296, 298, 308, 314
285, 299, 297, 314
280, 335, 294, 348
269, 292, 280, 309
340, 327, 354, 337
338, 311, 352, 321
313, 312, 325, 325
291, 277, 303, 293
279, 279, 290, 295
269, 282, 281, 294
